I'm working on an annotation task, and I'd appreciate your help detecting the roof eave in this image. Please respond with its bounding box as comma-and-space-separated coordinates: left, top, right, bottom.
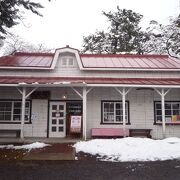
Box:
81, 67, 180, 71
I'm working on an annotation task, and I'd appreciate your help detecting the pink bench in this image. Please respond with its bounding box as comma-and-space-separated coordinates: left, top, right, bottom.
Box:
91, 128, 129, 138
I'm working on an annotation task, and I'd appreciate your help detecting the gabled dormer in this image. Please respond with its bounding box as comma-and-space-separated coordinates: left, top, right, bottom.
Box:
51, 45, 83, 70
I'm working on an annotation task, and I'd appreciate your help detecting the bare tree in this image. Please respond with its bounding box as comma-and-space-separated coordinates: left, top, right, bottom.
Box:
1, 32, 54, 56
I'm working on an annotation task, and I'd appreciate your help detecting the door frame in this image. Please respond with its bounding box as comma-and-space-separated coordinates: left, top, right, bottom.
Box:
47, 100, 82, 138
48, 101, 66, 138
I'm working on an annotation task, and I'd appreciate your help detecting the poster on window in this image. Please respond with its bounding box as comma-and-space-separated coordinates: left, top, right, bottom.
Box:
70, 116, 82, 133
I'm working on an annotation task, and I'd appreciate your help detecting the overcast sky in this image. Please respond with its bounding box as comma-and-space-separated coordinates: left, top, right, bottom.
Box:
11, 0, 180, 50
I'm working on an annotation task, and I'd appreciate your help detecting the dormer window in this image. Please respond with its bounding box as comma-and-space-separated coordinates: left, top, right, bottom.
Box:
61, 57, 74, 67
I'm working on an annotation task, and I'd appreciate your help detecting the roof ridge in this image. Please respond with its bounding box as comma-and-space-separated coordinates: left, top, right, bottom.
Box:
14, 52, 54, 56
80, 54, 169, 58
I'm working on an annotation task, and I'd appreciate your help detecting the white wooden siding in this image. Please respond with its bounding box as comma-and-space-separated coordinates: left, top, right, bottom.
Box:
1, 85, 180, 138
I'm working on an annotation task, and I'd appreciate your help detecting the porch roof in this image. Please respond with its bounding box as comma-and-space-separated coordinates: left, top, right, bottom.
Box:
0, 76, 180, 87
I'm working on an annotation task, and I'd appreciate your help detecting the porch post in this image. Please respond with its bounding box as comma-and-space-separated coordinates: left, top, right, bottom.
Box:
114, 87, 131, 137
161, 89, 166, 138
83, 87, 87, 140
122, 88, 126, 138
154, 88, 170, 138
20, 87, 26, 139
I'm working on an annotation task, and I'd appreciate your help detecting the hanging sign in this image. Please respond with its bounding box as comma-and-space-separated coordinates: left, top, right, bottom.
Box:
70, 116, 82, 133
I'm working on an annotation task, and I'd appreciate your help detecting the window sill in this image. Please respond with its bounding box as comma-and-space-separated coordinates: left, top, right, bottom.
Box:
100, 122, 131, 125
154, 122, 180, 125
0, 122, 32, 124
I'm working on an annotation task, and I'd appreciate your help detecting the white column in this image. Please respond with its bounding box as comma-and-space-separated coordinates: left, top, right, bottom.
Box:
83, 87, 87, 140
71, 87, 93, 140
161, 89, 166, 138
122, 88, 126, 137
154, 88, 170, 138
20, 87, 26, 139
115, 87, 131, 137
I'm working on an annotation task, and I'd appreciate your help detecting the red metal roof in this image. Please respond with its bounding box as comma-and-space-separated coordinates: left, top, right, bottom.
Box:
0, 76, 180, 86
0, 51, 180, 70
0, 52, 54, 68
80, 54, 180, 69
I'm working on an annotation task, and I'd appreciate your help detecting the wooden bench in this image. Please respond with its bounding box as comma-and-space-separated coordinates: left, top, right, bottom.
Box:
0, 129, 21, 138
129, 129, 152, 138
91, 128, 129, 138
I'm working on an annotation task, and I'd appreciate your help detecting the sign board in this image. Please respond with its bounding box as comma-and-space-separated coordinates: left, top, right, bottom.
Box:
70, 116, 81, 133
67, 102, 82, 115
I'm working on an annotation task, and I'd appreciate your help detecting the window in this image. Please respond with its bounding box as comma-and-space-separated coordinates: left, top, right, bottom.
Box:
0, 101, 31, 123
61, 57, 74, 67
154, 101, 180, 124
101, 101, 129, 124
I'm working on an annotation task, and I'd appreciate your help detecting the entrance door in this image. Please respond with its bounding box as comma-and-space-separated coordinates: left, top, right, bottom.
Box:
49, 102, 66, 137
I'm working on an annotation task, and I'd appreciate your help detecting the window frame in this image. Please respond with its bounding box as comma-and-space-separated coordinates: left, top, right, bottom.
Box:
154, 101, 180, 125
61, 56, 74, 67
101, 100, 130, 125
0, 100, 32, 124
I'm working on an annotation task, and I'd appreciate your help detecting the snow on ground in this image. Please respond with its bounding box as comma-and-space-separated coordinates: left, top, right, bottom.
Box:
74, 137, 180, 162
0, 142, 49, 151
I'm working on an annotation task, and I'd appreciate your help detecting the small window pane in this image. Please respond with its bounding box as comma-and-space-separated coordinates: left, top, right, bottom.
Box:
13, 115, 20, 121
173, 110, 179, 115
59, 127, 64, 132
156, 103, 161, 109
165, 110, 171, 115
59, 112, 64, 117
62, 58, 67, 65
52, 127, 56, 132
52, 105, 57, 110
0, 113, 4, 120
104, 103, 114, 112
59, 105, 64, 110
165, 103, 171, 109
116, 103, 122, 109
116, 110, 121, 115
5, 113, 11, 120
68, 58, 74, 66
52, 112, 56, 117
156, 116, 162, 122
156, 110, 162, 115
116, 116, 122, 122
25, 115, 29, 121
14, 102, 21, 108
25, 102, 30, 108
52, 119, 57, 124
59, 119, 63, 124
104, 113, 114, 122
173, 103, 179, 109
14, 109, 21, 114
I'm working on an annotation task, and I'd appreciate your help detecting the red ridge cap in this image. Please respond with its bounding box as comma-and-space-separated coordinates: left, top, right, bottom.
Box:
80, 54, 169, 58
14, 52, 54, 56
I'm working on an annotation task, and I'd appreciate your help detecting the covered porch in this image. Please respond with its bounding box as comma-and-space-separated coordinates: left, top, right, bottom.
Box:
0, 77, 180, 140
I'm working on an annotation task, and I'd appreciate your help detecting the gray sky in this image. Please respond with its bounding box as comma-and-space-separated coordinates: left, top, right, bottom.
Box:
11, 0, 180, 50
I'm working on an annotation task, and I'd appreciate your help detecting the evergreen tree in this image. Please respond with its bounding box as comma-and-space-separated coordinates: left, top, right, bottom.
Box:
82, 7, 146, 54
0, 0, 44, 39
143, 15, 180, 58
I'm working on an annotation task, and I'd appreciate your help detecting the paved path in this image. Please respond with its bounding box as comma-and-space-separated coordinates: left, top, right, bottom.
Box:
0, 160, 180, 180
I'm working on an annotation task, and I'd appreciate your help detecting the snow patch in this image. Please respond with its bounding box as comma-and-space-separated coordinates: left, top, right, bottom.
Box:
74, 137, 180, 162
0, 142, 49, 150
